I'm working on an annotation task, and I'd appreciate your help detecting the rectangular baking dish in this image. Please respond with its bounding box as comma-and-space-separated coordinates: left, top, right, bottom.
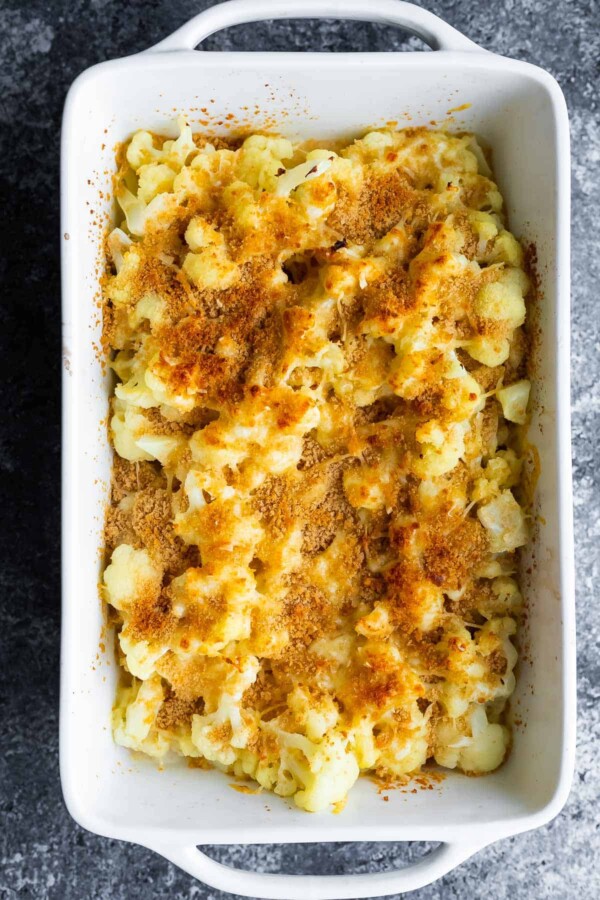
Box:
60, 1, 575, 896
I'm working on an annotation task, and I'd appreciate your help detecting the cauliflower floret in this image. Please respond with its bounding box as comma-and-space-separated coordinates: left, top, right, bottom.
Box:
490, 576, 523, 614
413, 420, 469, 478
236, 134, 293, 191
287, 686, 339, 742
350, 718, 379, 769
107, 227, 133, 274
126, 131, 162, 169
477, 617, 518, 698
343, 463, 391, 511
118, 633, 168, 681
459, 720, 509, 772
171, 564, 257, 653
469, 211, 499, 249
182, 250, 240, 290
113, 674, 170, 757
137, 163, 177, 204
103, 546, 167, 679
434, 705, 509, 772
497, 379, 531, 425
294, 737, 359, 812
105, 244, 143, 306
189, 389, 319, 476
352, 130, 395, 161
191, 657, 260, 765
355, 603, 394, 639
387, 340, 447, 396
474, 268, 528, 329
160, 116, 197, 170
221, 180, 263, 232
486, 449, 522, 487
274, 157, 333, 199
182, 217, 240, 290
376, 701, 431, 777
471, 449, 523, 502
132, 293, 166, 329
466, 137, 492, 178
267, 729, 359, 813
477, 490, 529, 552
117, 185, 178, 237
104, 544, 161, 612
114, 359, 158, 409
467, 335, 511, 367
110, 401, 154, 461
135, 433, 186, 467
489, 230, 524, 267
184, 216, 220, 251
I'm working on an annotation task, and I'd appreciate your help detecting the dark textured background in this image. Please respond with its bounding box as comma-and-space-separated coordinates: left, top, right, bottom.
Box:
1, 0, 598, 897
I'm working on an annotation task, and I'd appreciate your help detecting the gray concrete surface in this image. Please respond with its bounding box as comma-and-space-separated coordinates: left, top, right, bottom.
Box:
1, 0, 598, 897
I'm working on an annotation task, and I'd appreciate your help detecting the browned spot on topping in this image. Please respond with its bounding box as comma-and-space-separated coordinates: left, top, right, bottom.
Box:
126, 585, 175, 644
110, 457, 165, 504
297, 432, 330, 470
328, 170, 418, 245
361, 265, 414, 324
422, 516, 488, 592
156, 690, 204, 730
488, 649, 508, 675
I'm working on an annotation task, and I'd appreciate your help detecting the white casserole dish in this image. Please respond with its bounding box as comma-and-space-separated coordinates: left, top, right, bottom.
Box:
60, 1, 576, 896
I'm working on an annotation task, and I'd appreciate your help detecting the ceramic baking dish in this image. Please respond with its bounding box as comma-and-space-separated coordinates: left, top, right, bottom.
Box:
60, 1, 575, 895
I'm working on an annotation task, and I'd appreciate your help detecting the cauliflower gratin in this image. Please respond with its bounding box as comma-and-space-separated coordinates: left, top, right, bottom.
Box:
102, 117, 532, 813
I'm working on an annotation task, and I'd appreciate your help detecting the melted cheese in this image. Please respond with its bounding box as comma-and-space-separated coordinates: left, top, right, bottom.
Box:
102, 118, 531, 812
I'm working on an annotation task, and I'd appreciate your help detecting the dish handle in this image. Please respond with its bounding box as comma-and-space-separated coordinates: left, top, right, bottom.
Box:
146, 839, 489, 898
148, 0, 484, 54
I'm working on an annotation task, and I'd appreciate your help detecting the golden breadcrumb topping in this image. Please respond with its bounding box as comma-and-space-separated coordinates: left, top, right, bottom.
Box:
103, 119, 531, 812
